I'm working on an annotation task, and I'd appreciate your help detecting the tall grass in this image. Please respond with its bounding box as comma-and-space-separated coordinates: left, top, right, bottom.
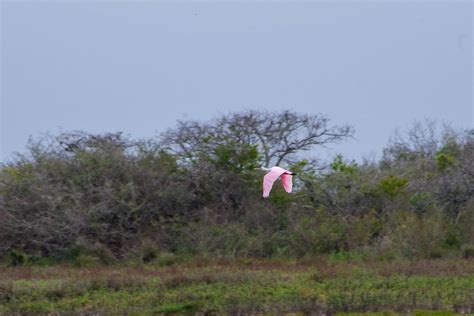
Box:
1, 258, 473, 314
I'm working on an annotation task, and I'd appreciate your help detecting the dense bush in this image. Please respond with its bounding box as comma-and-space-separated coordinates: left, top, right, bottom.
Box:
0, 112, 472, 263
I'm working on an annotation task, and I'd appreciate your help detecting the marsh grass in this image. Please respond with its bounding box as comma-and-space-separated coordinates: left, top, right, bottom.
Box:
0, 258, 473, 314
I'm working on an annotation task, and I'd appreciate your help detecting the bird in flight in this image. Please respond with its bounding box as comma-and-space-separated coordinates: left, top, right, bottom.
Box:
257, 166, 296, 198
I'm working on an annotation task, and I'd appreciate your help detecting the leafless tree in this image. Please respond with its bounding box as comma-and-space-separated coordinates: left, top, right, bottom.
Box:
160, 110, 354, 167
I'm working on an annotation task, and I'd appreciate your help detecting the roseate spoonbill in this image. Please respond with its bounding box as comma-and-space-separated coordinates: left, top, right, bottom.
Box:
256, 166, 296, 198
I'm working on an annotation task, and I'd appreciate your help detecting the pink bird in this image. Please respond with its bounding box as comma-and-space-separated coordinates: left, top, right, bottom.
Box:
257, 166, 296, 198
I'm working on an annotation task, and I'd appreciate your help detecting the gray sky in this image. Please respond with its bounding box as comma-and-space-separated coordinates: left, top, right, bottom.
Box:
1, 1, 472, 163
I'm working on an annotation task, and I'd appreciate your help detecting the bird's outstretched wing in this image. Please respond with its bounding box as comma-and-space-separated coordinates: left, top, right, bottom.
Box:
281, 174, 293, 193
262, 167, 287, 198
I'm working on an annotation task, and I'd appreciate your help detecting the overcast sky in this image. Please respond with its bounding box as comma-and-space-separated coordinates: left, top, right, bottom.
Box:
1, 1, 472, 163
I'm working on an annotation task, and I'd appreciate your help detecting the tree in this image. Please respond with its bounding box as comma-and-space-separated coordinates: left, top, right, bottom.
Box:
159, 109, 354, 167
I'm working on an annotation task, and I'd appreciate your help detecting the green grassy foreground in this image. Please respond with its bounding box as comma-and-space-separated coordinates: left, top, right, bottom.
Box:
1, 258, 474, 315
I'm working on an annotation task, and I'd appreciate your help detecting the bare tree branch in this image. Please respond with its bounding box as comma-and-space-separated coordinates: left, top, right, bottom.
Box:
160, 110, 354, 167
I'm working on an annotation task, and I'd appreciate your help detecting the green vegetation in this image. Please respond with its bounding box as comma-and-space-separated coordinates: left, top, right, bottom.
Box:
0, 113, 472, 263
0, 111, 473, 312
1, 258, 473, 314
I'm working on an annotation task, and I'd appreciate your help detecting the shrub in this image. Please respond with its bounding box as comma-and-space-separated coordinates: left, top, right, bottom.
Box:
0, 120, 472, 261
387, 211, 447, 259
461, 244, 474, 259
5, 249, 29, 267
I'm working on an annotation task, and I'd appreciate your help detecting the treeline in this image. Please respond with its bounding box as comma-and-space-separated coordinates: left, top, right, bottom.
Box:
0, 110, 473, 264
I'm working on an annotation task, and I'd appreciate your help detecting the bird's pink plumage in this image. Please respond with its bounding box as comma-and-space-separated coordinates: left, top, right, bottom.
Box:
262, 166, 293, 198
281, 174, 293, 193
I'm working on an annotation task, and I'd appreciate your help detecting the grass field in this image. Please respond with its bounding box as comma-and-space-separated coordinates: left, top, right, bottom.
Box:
1, 257, 474, 315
